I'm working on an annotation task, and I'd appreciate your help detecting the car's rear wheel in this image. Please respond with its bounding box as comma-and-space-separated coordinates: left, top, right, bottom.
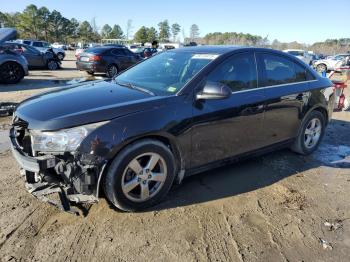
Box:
57, 52, 64, 61
0, 62, 24, 84
47, 60, 59, 70
291, 110, 326, 155
106, 64, 118, 78
316, 63, 327, 73
87, 71, 94, 75
104, 139, 176, 212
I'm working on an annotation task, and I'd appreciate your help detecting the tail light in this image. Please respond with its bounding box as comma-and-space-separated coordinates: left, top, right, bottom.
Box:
76, 54, 80, 60
333, 82, 347, 89
89, 55, 101, 61
15, 48, 24, 54
338, 94, 346, 109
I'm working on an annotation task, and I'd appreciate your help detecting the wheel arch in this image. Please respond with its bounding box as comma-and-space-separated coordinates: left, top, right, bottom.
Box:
96, 133, 185, 198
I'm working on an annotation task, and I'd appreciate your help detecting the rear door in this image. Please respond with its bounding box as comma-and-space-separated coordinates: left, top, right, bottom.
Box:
120, 48, 139, 68
256, 52, 314, 145
22, 45, 45, 67
190, 51, 267, 168
111, 48, 130, 70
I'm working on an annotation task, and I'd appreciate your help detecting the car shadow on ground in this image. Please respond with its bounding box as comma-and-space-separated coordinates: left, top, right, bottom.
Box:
148, 118, 350, 212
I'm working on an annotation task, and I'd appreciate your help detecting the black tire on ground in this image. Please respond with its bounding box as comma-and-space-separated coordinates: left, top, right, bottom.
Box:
104, 139, 176, 212
47, 60, 59, 70
106, 64, 118, 78
57, 53, 64, 61
0, 62, 24, 84
291, 110, 326, 155
316, 63, 327, 73
87, 71, 94, 75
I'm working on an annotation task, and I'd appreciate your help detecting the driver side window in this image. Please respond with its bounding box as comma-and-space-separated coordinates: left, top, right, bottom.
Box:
206, 52, 257, 92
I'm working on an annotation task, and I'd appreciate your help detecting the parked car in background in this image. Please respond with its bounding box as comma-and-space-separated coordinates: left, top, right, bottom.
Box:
10, 46, 334, 212
283, 49, 312, 65
52, 42, 67, 50
313, 55, 345, 72
76, 46, 142, 77
0, 28, 28, 84
128, 44, 142, 53
2, 42, 61, 70
15, 39, 65, 61
134, 47, 158, 58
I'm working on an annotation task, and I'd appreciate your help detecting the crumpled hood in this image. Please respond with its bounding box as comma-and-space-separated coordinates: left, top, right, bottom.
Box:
15, 80, 166, 130
0, 28, 17, 44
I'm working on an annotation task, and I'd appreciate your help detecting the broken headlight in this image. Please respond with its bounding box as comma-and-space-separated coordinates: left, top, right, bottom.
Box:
30, 121, 109, 152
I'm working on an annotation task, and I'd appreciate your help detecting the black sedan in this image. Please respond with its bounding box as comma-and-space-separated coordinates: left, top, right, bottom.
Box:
3, 42, 60, 70
10, 46, 334, 213
76, 46, 142, 77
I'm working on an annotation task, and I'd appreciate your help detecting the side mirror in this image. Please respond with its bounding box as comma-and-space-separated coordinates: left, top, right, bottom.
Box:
196, 81, 231, 100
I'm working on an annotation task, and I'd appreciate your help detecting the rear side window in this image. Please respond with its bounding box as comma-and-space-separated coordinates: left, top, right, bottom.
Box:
111, 49, 124, 56
206, 52, 257, 92
23, 41, 31, 45
260, 53, 311, 86
32, 42, 43, 47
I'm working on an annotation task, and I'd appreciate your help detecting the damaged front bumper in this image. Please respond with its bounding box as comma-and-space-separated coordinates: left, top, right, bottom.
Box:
9, 127, 103, 215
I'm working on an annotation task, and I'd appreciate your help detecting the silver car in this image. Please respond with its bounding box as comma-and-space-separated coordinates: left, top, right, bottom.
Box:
0, 28, 28, 84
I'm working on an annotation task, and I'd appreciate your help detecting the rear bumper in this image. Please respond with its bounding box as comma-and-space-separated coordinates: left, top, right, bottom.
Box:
76, 61, 105, 73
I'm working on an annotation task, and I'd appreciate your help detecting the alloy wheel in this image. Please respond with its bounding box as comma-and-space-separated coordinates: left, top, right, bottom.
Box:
304, 118, 322, 149
107, 65, 118, 78
0, 62, 22, 82
48, 60, 58, 70
121, 153, 167, 202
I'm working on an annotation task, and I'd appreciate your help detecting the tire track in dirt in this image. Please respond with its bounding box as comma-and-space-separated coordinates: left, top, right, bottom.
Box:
196, 207, 244, 262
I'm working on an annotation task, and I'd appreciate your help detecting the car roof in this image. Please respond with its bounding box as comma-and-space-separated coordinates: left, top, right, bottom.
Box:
171, 45, 291, 56
172, 45, 245, 54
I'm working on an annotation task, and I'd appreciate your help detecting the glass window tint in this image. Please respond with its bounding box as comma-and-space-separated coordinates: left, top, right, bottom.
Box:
261, 54, 310, 86
206, 53, 257, 92
32, 42, 43, 47
23, 41, 31, 45
111, 49, 123, 55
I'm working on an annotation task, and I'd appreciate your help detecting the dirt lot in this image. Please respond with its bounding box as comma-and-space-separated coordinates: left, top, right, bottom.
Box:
0, 54, 350, 261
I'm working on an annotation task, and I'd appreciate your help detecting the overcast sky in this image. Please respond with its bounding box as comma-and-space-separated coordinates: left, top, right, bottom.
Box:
2, 0, 349, 44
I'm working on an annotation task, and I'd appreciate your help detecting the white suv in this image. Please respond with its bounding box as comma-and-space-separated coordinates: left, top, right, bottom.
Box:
283, 49, 312, 65
16, 40, 65, 60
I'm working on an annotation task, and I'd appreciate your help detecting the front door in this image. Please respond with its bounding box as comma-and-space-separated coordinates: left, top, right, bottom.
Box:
190, 52, 267, 168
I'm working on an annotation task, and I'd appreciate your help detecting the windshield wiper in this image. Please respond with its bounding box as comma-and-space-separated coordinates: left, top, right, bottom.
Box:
115, 80, 155, 96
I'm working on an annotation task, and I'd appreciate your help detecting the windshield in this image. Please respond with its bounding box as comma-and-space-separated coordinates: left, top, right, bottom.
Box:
287, 51, 304, 56
115, 51, 218, 96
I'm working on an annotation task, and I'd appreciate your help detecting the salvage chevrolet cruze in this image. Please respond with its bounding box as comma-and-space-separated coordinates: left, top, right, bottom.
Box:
10, 46, 334, 212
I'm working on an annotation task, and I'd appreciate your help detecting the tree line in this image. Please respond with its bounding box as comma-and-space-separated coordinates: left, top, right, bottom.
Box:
1, 4, 349, 54
0, 4, 198, 44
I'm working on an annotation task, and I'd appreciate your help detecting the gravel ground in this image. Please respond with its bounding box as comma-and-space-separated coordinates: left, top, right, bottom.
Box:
0, 53, 349, 261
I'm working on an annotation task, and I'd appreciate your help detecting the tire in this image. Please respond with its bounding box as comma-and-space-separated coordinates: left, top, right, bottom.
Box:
104, 139, 176, 212
47, 60, 58, 70
291, 110, 326, 155
316, 63, 327, 73
87, 71, 94, 76
106, 64, 118, 78
0, 62, 24, 84
57, 53, 64, 61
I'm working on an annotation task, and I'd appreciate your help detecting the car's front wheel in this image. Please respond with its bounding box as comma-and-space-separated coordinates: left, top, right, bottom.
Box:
57, 52, 64, 61
47, 60, 59, 70
291, 110, 326, 155
104, 139, 176, 211
0, 62, 24, 84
